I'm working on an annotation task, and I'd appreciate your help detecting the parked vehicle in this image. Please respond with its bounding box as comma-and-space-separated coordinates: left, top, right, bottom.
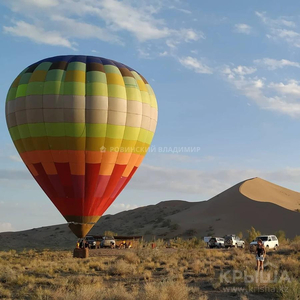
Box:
250, 235, 279, 251
100, 236, 116, 248
224, 235, 245, 248
85, 236, 97, 249
208, 237, 225, 248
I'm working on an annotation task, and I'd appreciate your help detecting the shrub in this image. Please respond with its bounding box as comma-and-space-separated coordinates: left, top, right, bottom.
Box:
275, 230, 287, 244
247, 227, 261, 243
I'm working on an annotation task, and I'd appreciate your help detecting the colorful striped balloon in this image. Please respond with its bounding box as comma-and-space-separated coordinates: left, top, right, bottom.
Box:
5, 55, 158, 238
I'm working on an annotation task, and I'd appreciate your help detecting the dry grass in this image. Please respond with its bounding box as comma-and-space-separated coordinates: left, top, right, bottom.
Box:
0, 240, 299, 299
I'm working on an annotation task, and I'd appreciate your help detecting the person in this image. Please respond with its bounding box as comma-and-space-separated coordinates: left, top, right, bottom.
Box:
128, 242, 132, 249
79, 239, 84, 249
110, 241, 115, 249
76, 240, 80, 248
256, 239, 266, 271
84, 239, 89, 249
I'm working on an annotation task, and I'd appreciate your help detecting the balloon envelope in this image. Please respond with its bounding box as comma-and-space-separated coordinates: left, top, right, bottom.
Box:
5, 55, 158, 237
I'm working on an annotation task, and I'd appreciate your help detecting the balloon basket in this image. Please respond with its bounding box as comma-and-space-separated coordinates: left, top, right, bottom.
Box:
73, 248, 89, 258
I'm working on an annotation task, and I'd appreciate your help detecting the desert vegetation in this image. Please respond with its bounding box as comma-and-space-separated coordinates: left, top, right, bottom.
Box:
0, 235, 299, 300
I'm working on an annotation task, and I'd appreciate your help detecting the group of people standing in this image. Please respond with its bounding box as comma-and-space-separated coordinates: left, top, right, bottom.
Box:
76, 239, 89, 249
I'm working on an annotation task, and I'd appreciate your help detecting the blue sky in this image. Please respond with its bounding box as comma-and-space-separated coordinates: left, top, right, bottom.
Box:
1, 0, 300, 231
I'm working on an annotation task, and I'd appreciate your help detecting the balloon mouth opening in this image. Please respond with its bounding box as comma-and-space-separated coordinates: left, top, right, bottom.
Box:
65, 216, 101, 238
68, 222, 97, 225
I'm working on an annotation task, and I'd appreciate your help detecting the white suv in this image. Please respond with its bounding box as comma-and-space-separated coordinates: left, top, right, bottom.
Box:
224, 235, 245, 248
250, 235, 279, 251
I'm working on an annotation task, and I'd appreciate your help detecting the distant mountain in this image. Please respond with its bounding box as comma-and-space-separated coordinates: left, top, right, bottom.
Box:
1, 178, 300, 250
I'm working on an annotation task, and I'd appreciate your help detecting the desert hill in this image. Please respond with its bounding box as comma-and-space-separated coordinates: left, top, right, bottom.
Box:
0, 177, 300, 250
167, 177, 300, 239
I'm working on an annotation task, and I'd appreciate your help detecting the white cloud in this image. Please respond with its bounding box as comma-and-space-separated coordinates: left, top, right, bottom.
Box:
0, 223, 13, 232
3, 20, 76, 49
255, 11, 296, 28
50, 15, 121, 44
177, 28, 202, 42
99, 0, 170, 41
222, 65, 300, 117
8, 155, 22, 162
256, 12, 300, 48
179, 56, 213, 74
159, 51, 168, 56
3, 0, 201, 51
130, 164, 300, 198
254, 58, 300, 70
269, 80, 300, 96
112, 203, 139, 210
234, 23, 252, 34
232, 65, 257, 75
26, 0, 59, 7
169, 6, 192, 14
137, 48, 151, 58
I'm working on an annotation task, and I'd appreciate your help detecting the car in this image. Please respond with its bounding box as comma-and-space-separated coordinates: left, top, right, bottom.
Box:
100, 236, 116, 248
85, 236, 97, 249
250, 235, 279, 251
208, 237, 225, 248
224, 235, 245, 248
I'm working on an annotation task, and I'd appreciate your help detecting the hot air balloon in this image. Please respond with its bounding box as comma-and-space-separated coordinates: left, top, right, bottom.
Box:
5, 55, 158, 238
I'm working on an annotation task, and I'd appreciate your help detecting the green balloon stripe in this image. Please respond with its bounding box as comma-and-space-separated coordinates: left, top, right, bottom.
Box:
13, 136, 151, 153
9, 123, 154, 144
7, 83, 156, 107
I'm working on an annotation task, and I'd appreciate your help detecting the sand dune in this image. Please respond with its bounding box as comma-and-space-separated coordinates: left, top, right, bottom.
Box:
168, 177, 300, 238
240, 177, 300, 211
1, 178, 300, 250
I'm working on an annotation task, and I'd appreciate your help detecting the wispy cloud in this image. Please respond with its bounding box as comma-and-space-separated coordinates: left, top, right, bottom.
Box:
179, 56, 213, 74
3, 20, 76, 49
0, 222, 13, 232
232, 65, 257, 75
111, 203, 139, 211
130, 164, 300, 198
234, 23, 252, 35
256, 11, 300, 48
169, 6, 192, 14
8, 155, 22, 162
269, 80, 300, 96
222, 64, 300, 117
255, 11, 296, 28
254, 58, 300, 70
3, 0, 200, 50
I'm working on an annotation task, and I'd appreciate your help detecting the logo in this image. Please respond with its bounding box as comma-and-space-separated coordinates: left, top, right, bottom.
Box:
100, 146, 106, 153
219, 261, 291, 285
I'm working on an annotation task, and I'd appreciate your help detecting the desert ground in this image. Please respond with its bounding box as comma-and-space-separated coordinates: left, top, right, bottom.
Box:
1, 237, 300, 300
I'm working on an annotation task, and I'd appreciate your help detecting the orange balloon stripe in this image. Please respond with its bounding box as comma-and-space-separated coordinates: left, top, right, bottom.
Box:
20, 150, 144, 176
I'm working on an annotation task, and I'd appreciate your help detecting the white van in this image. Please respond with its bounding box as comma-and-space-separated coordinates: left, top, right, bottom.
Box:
250, 235, 279, 251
